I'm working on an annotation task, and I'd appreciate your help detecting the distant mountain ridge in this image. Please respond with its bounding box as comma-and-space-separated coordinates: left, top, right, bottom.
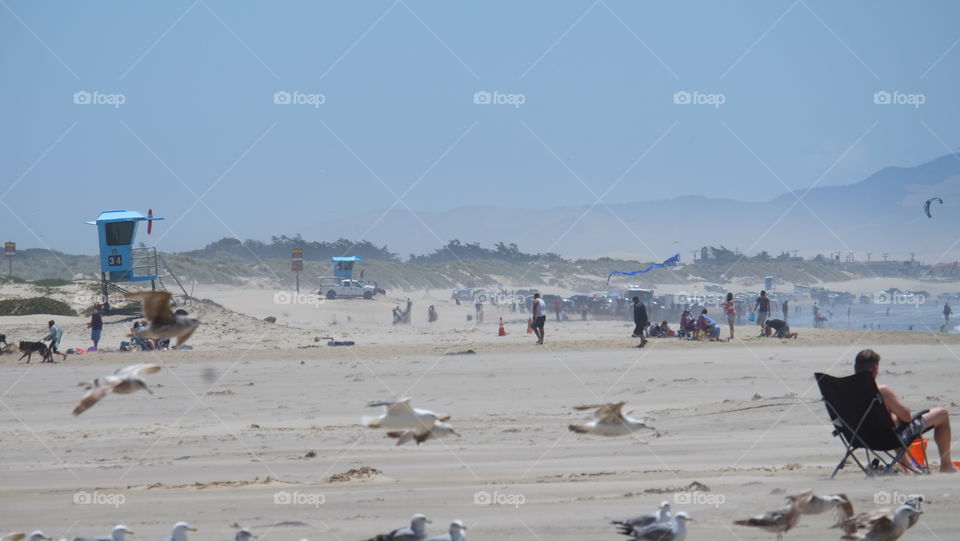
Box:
297, 153, 960, 261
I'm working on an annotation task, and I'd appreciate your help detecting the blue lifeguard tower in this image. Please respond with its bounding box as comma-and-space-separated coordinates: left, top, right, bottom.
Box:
86, 209, 164, 312
332, 256, 363, 280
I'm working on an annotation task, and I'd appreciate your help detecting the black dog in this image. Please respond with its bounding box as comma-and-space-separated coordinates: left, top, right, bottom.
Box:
18, 340, 49, 363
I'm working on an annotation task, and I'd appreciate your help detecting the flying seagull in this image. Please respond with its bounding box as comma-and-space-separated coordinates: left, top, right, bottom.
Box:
386, 421, 460, 446
73, 363, 161, 415
790, 489, 854, 527
126, 291, 200, 346
568, 402, 654, 436
363, 398, 449, 432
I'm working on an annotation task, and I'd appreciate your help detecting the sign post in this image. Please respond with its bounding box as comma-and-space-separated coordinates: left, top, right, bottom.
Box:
291, 248, 303, 293
4, 242, 14, 277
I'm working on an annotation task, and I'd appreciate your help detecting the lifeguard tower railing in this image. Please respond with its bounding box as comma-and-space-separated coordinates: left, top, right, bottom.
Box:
131, 247, 159, 280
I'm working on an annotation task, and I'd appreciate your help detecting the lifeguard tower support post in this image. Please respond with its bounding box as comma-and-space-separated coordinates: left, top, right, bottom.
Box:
86, 210, 164, 312
332, 256, 362, 280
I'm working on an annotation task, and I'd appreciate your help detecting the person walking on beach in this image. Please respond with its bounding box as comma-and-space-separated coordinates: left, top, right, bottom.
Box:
722, 292, 736, 340
554, 297, 562, 321
754, 290, 770, 330
531, 293, 546, 345
781, 299, 789, 322
87, 304, 103, 351
42, 320, 67, 362
631, 296, 649, 347
944, 302, 952, 324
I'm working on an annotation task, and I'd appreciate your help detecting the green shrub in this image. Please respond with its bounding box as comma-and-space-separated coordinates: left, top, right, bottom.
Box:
0, 297, 78, 316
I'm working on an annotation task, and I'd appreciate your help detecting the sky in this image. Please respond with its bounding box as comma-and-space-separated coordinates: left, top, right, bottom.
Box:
2, 0, 959, 255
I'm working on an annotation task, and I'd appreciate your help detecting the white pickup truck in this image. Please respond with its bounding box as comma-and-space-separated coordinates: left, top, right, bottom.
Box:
315, 278, 379, 300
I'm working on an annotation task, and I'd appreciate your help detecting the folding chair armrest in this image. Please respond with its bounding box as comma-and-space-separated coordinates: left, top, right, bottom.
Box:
912, 409, 930, 421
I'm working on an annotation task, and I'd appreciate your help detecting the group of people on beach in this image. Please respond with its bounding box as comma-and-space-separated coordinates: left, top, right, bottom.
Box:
630, 290, 796, 345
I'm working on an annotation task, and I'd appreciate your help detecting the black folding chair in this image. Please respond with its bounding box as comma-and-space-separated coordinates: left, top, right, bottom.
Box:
815, 371, 932, 478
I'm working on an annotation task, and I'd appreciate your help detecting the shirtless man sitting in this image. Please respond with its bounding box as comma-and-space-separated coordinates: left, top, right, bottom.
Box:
855, 348, 957, 473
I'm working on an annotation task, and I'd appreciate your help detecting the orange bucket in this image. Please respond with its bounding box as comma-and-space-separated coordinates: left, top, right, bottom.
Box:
907, 438, 928, 468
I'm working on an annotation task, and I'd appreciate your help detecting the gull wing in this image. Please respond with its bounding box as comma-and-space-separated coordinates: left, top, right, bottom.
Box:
367, 397, 414, 413
73, 379, 124, 415
126, 291, 176, 326
115, 363, 161, 378
175, 326, 197, 346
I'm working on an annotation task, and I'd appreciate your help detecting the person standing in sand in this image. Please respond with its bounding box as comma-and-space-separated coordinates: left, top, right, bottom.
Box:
944, 302, 952, 324
781, 299, 789, 322
631, 296, 649, 347
87, 304, 103, 351
722, 292, 736, 340
754, 290, 770, 330
532, 293, 546, 345
855, 348, 958, 473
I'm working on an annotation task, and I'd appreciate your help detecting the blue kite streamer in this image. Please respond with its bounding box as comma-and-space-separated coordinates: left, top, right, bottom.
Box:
607, 253, 680, 284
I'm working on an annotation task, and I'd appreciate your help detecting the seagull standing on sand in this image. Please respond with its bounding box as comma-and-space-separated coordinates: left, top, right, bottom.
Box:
73, 526, 134, 541
425, 520, 466, 541
790, 489, 853, 527
386, 421, 460, 446
612, 501, 671, 535
623, 512, 691, 541
125, 291, 200, 346
366, 514, 431, 541
363, 398, 449, 432
158, 522, 196, 541
568, 402, 654, 436
73, 363, 161, 415
836, 502, 923, 540
734, 496, 800, 541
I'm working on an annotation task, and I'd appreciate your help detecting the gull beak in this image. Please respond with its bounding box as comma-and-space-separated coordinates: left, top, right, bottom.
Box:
126, 532, 135, 536
426, 520, 432, 524
187, 529, 197, 532
460, 526, 467, 531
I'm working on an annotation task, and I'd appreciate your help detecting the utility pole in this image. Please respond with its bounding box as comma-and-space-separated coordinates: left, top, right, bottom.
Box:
866, 252, 872, 262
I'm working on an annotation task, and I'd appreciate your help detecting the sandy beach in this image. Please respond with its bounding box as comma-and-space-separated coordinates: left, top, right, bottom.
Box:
1, 285, 958, 540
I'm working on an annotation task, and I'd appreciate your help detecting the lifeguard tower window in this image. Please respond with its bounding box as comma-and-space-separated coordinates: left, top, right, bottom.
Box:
336, 261, 354, 271
105, 221, 135, 246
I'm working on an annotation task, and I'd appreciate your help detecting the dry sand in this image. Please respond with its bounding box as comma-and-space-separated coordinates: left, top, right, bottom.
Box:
1, 285, 959, 540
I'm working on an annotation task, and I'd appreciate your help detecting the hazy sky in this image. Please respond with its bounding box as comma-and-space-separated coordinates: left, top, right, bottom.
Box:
2, 1, 959, 254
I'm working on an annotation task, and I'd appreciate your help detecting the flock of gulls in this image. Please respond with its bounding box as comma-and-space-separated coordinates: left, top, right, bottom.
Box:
37, 293, 932, 540
5, 493, 922, 541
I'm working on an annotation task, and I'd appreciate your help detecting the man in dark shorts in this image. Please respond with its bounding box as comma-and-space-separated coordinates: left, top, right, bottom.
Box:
855, 349, 957, 473
631, 296, 649, 347
763, 318, 796, 339
87, 304, 103, 351
531, 293, 546, 345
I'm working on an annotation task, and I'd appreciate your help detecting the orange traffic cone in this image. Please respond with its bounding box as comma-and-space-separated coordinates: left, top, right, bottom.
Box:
498, 317, 507, 336
527, 317, 534, 334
